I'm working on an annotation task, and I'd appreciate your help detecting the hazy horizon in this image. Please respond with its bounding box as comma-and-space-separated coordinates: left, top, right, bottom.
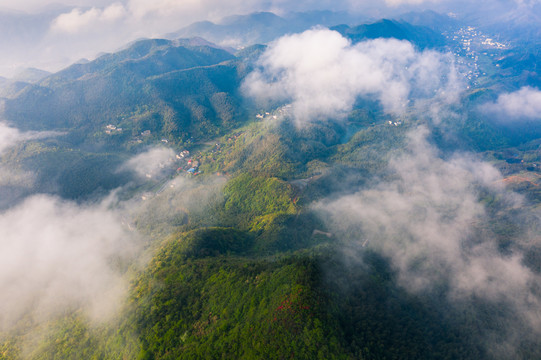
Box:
0, 0, 539, 77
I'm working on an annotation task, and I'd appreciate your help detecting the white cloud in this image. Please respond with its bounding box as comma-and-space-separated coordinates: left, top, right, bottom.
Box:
384, 0, 440, 6
242, 29, 460, 125
121, 147, 176, 180
0, 0, 454, 76
0, 122, 21, 154
315, 126, 541, 338
127, 0, 201, 18
0, 0, 458, 14
482, 87, 541, 121
50, 0, 264, 35
0, 122, 63, 154
0, 167, 33, 188
0, 0, 530, 78
51, 3, 126, 33
0, 142, 225, 330
0, 123, 139, 330
0, 1, 112, 12
0, 194, 138, 329
26, 0, 269, 76
0, 123, 64, 208
514, 0, 541, 6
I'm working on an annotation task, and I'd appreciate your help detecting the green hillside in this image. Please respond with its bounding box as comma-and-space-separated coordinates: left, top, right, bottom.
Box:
331, 19, 448, 49
3, 39, 242, 145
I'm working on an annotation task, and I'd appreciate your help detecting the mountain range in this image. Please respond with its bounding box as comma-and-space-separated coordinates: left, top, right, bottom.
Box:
0, 10, 540, 360
166, 11, 366, 48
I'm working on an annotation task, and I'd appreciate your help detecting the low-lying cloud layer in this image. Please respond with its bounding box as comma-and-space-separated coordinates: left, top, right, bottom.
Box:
121, 147, 176, 180
0, 122, 64, 152
116, 146, 227, 235
0, 122, 65, 207
0, 123, 23, 154
0, 195, 138, 330
0, 142, 225, 331
0, 129, 132, 329
243, 29, 460, 125
481, 86, 541, 121
0, 123, 62, 154
316, 127, 541, 350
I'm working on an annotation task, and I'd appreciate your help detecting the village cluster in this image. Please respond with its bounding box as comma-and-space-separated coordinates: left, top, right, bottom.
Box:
176, 149, 201, 175
105, 124, 123, 134
446, 25, 509, 87
105, 124, 158, 137
256, 112, 277, 120
256, 104, 292, 121
140, 149, 203, 201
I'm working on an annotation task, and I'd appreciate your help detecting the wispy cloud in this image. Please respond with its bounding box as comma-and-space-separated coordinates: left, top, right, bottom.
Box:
0, 122, 64, 154
315, 126, 541, 352
0, 194, 139, 330
481, 86, 541, 121
0, 123, 137, 329
121, 147, 176, 180
384, 0, 441, 6
0, 122, 22, 154
0, 143, 225, 330
50, 3, 126, 34
0, 122, 64, 206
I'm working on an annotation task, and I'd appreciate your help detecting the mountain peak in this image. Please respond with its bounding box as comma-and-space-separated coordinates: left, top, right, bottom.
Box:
218, 11, 284, 26
331, 19, 447, 49
12, 67, 51, 83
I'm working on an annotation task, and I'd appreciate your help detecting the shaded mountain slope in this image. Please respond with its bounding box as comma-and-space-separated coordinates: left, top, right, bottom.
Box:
1, 38, 244, 144
331, 19, 447, 49
167, 11, 365, 48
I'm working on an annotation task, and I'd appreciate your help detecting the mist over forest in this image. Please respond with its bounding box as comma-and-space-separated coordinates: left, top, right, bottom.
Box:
1, 0, 541, 359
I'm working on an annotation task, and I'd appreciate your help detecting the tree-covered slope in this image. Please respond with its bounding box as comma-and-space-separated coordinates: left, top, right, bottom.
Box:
331, 19, 448, 49
1, 38, 243, 145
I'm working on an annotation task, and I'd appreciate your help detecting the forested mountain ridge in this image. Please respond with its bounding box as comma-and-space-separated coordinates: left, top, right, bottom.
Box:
2, 39, 241, 139
331, 19, 448, 49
